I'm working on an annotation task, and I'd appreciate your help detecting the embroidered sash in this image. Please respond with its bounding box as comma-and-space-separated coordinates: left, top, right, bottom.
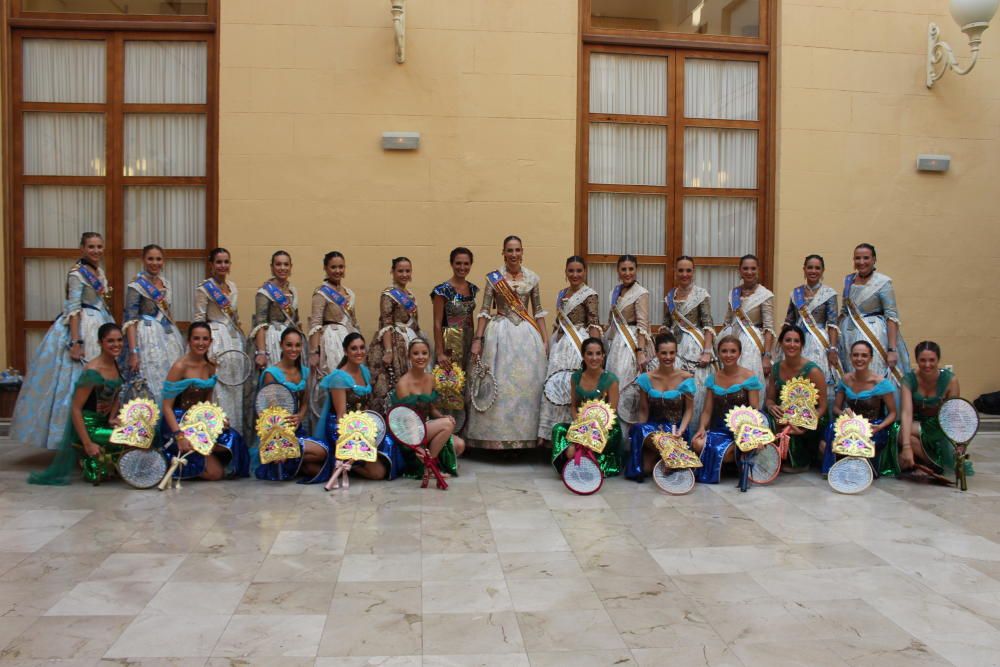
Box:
486, 270, 542, 337
386, 287, 417, 313
74, 262, 110, 308
318, 283, 354, 327
200, 279, 237, 325
843, 274, 901, 382
261, 281, 297, 326
730, 288, 766, 355
609, 285, 639, 354
793, 286, 841, 377
133, 273, 173, 322
555, 288, 586, 354
667, 288, 707, 350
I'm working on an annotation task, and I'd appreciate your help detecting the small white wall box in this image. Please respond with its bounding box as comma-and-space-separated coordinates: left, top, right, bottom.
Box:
916, 154, 951, 172
382, 132, 420, 150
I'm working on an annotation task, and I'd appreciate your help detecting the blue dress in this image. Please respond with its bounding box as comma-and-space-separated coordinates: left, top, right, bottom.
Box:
161, 376, 250, 479
626, 375, 696, 481
314, 365, 404, 480
253, 366, 332, 484
696, 374, 765, 484
12, 261, 114, 450
821, 377, 898, 475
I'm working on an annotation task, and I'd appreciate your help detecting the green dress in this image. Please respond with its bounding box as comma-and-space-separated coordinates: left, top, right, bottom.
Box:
771, 361, 827, 469
551, 370, 623, 476
390, 389, 459, 478
903, 368, 972, 475
28, 368, 123, 486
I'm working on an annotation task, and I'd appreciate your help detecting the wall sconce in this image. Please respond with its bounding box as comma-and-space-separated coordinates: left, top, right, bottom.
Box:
927, 0, 999, 88
391, 0, 406, 64
916, 154, 951, 172
382, 132, 420, 150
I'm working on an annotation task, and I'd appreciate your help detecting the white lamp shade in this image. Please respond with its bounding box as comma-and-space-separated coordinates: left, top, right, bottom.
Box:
950, 0, 999, 27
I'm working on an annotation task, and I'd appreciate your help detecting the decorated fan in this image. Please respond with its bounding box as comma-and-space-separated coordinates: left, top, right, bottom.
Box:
180, 422, 217, 456
335, 411, 379, 463
565, 418, 608, 454
778, 377, 820, 430
735, 423, 776, 453
180, 402, 225, 440
433, 366, 466, 411
725, 405, 779, 491
578, 399, 617, 431
255, 406, 300, 465
110, 398, 161, 449
831, 414, 875, 458
648, 432, 703, 469
725, 405, 767, 433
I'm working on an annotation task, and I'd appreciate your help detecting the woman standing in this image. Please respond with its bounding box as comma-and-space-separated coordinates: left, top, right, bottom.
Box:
431, 247, 479, 371
307, 251, 358, 378
367, 257, 422, 413
12, 232, 115, 450
838, 243, 910, 387
661, 256, 715, 421
551, 338, 622, 477
765, 325, 829, 471
719, 254, 775, 404
194, 247, 246, 436
605, 255, 653, 414
625, 334, 696, 481
315, 333, 403, 481
161, 322, 249, 481
28, 323, 124, 485
691, 336, 764, 484
392, 339, 463, 477
899, 341, 969, 476
254, 329, 330, 484
466, 236, 548, 450
123, 244, 185, 403
781, 254, 840, 405
538, 256, 602, 442
250, 250, 300, 368
820, 341, 898, 477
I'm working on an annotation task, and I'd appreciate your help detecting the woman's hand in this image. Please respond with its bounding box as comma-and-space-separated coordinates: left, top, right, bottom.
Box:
288, 414, 302, 428
82, 440, 100, 458
827, 349, 840, 367
128, 352, 141, 372
698, 351, 711, 368
175, 435, 192, 453
470, 338, 482, 360
693, 429, 706, 443
108, 415, 121, 428
887, 350, 899, 369
788, 425, 805, 437
899, 444, 915, 470
69, 342, 84, 361
763, 360, 772, 377
670, 424, 680, 437
766, 403, 783, 421
437, 353, 451, 369
254, 351, 268, 370
309, 351, 321, 370
382, 350, 393, 367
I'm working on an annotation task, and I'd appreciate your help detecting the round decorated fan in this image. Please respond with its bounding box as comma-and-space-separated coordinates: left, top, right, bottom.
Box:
652, 463, 696, 495
255, 406, 300, 465
110, 398, 161, 449
339, 411, 379, 442
364, 410, 387, 444
578, 399, 617, 431
779, 377, 819, 408
832, 413, 875, 458
180, 402, 225, 439
561, 454, 603, 495
117, 448, 167, 489
939, 398, 979, 445
734, 422, 776, 453
748, 444, 781, 484
828, 456, 874, 494
543, 369, 574, 407
725, 406, 766, 434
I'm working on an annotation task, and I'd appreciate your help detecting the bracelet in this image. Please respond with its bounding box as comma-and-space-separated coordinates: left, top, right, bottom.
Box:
887, 347, 897, 352
473, 336, 483, 341
131, 348, 140, 354
255, 350, 267, 356
763, 352, 772, 358
171, 430, 183, 437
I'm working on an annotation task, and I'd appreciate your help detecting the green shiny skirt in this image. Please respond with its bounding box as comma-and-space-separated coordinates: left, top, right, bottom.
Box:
551, 422, 623, 477
401, 438, 459, 479
28, 410, 124, 486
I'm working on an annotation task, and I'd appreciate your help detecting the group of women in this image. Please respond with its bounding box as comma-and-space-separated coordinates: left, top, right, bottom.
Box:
15, 233, 968, 488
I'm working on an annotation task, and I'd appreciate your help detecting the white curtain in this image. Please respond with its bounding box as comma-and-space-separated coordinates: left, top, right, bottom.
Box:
23, 39, 105, 103
24, 112, 105, 176
683, 197, 756, 257
125, 41, 207, 104
125, 186, 205, 249
124, 114, 206, 177
26, 329, 46, 371
588, 262, 665, 326
588, 192, 666, 256
24, 185, 105, 248
590, 123, 666, 186
590, 53, 667, 116
125, 257, 203, 322
683, 127, 756, 189
701, 266, 741, 325
25, 258, 72, 321
684, 59, 758, 120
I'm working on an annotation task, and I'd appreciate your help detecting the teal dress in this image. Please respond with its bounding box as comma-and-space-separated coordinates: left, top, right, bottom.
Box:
771, 361, 827, 469
903, 368, 972, 476
551, 370, 622, 476
390, 389, 459, 478
28, 368, 123, 485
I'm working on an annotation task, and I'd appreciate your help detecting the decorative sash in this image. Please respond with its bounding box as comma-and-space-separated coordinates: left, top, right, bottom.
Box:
555, 286, 596, 354
261, 281, 297, 326
667, 288, 707, 350
486, 270, 542, 337
793, 286, 840, 377
133, 273, 173, 323
386, 287, 417, 313
730, 288, 766, 355
318, 283, 353, 326
843, 274, 902, 382
74, 262, 110, 307
609, 285, 639, 354
200, 279, 237, 324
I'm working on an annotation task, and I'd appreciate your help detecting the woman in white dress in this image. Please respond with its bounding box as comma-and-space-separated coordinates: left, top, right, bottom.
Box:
780, 254, 841, 404
307, 251, 359, 409
719, 254, 775, 407
467, 236, 548, 450
194, 247, 246, 436
604, 254, 653, 427
537, 256, 602, 443
122, 244, 185, 404
249, 250, 300, 368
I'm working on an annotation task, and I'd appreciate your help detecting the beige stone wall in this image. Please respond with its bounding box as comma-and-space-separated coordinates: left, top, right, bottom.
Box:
217, 0, 579, 339
775, 0, 1000, 397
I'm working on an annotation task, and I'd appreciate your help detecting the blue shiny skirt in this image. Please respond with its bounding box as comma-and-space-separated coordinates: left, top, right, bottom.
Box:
253, 423, 332, 484
163, 408, 250, 479
626, 421, 680, 482
324, 412, 404, 480
696, 421, 736, 484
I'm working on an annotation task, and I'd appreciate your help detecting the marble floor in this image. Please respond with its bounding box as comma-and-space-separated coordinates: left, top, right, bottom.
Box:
2, 436, 1000, 667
